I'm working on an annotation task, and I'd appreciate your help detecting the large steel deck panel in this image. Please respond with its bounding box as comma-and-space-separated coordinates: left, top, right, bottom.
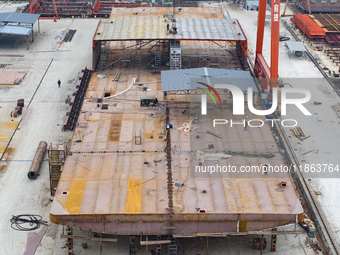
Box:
50, 69, 304, 235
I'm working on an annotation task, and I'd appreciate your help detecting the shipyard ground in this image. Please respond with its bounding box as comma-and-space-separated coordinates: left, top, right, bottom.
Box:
227, 2, 340, 248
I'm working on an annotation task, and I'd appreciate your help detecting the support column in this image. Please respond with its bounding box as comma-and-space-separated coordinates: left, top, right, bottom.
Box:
130, 235, 137, 255
164, 92, 167, 121
271, 228, 277, 251
66, 226, 74, 255
156, 235, 162, 255
270, 0, 280, 89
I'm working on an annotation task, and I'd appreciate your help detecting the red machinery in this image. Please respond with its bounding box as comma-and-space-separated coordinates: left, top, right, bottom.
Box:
255, 0, 280, 93
30, 0, 59, 19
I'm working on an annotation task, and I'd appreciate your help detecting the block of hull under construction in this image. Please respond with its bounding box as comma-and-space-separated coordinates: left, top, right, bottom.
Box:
50, 68, 304, 236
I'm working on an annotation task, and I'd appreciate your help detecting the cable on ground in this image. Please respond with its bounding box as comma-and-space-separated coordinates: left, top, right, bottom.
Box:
10, 214, 48, 231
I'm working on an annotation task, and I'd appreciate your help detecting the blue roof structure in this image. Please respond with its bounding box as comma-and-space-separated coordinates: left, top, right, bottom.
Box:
161, 68, 258, 92
0, 12, 40, 25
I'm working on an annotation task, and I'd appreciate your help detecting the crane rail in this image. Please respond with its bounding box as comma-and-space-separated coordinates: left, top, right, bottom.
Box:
275, 120, 340, 255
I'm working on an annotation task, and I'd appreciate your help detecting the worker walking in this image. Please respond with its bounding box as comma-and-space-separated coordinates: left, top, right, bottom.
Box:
58, 79, 61, 88
167, 23, 170, 32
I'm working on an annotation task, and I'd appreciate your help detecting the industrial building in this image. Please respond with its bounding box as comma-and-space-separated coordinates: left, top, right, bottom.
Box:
299, 0, 340, 13
1, 1, 340, 255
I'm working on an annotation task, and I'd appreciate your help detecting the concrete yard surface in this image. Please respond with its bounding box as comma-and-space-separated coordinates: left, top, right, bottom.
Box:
0, 11, 99, 255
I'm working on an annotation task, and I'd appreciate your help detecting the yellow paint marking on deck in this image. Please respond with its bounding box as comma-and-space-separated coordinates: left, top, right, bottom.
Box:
125, 180, 143, 213
3, 122, 18, 129
0, 121, 19, 154
65, 180, 86, 214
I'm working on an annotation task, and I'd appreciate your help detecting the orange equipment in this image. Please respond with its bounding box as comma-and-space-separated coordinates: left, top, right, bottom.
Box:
254, 0, 280, 93
30, 0, 59, 19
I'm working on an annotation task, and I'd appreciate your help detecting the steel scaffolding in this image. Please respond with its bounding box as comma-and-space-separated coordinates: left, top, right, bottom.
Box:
170, 40, 181, 70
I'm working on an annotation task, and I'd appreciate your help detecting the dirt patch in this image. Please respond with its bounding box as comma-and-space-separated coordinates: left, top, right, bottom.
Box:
0, 147, 15, 173
108, 115, 122, 142
1, 147, 14, 161
0, 164, 6, 173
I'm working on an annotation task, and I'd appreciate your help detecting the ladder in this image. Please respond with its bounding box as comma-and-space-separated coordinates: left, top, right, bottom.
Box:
101, 51, 108, 70
154, 44, 161, 68
136, 41, 142, 66
168, 237, 178, 255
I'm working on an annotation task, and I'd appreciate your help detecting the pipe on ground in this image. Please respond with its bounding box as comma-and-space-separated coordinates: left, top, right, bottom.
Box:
28, 141, 48, 180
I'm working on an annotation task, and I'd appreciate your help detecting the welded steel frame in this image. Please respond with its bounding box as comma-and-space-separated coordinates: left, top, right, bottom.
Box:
63, 67, 91, 131
51, 213, 302, 235
48, 142, 67, 196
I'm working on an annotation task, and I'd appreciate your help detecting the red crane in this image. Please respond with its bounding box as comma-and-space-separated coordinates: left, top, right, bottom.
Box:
254, 0, 280, 93
30, 0, 59, 19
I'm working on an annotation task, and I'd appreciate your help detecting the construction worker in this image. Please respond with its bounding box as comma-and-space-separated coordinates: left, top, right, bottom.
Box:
58, 79, 61, 88
167, 23, 170, 32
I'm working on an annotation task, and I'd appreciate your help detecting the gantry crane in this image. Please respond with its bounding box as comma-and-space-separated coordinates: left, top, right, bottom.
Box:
254, 0, 280, 93
30, 0, 59, 19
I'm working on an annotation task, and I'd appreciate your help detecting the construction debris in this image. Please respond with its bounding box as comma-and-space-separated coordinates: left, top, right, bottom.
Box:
104, 75, 138, 100
206, 130, 222, 139
299, 214, 316, 238
27, 141, 48, 180
113, 72, 121, 82
63, 29, 77, 42
196, 150, 231, 162
302, 150, 313, 156
10, 99, 24, 117
178, 118, 194, 134
253, 237, 267, 250
314, 102, 322, 105
291, 127, 310, 141
224, 151, 275, 158
75, 130, 82, 142
314, 190, 322, 196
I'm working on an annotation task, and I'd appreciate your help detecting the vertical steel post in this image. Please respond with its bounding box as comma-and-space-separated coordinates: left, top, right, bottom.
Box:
270, 0, 280, 89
